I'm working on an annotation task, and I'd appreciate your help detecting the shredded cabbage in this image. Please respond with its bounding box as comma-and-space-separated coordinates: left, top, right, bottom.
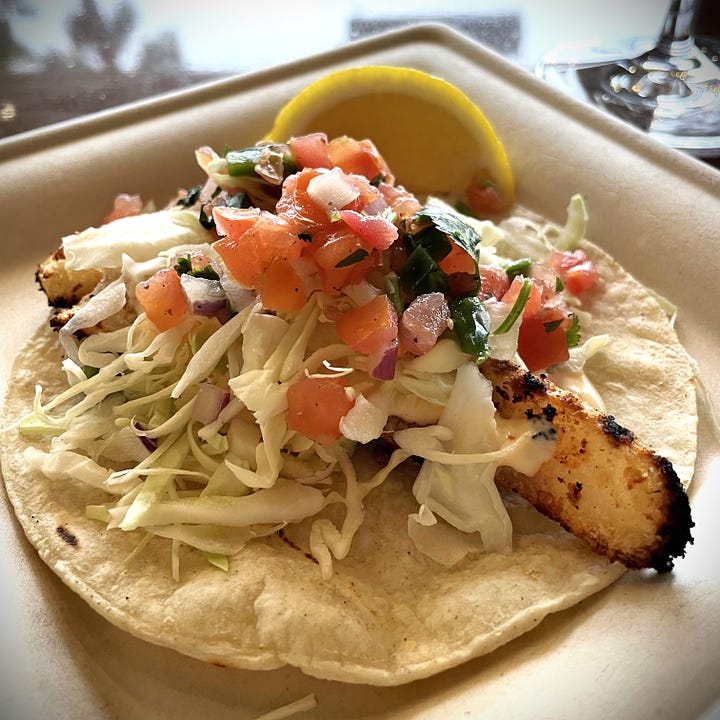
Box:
21, 178, 601, 581
62, 209, 211, 270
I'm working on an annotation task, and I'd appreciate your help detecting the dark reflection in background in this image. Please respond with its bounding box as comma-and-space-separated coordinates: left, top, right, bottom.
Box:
1, 0, 718, 153
0, 0, 523, 139
1, 0, 219, 137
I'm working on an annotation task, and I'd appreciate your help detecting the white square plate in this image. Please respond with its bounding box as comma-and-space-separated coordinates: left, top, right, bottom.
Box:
1, 24, 718, 720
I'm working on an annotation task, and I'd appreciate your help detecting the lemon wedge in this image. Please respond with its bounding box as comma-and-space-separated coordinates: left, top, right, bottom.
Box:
267, 65, 513, 201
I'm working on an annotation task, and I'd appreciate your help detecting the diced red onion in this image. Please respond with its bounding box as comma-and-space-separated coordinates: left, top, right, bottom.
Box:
180, 274, 230, 322
254, 146, 287, 185
139, 435, 158, 452
129, 420, 159, 451
217, 270, 256, 312
362, 197, 389, 216
399, 293, 450, 356
369, 340, 399, 381
169, 248, 216, 271
199, 177, 217, 203
342, 280, 382, 307
192, 383, 230, 425
530, 262, 559, 300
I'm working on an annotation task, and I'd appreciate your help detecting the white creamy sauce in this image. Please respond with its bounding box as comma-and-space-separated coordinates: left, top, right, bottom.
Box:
495, 417, 557, 477
546, 368, 606, 413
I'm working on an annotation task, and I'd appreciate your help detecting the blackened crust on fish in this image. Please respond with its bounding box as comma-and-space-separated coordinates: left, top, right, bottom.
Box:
481, 358, 694, 573
602, 415, 635, 445
511, 371, 547, 402
650, 455, 695, 572
36, 245, 102, 309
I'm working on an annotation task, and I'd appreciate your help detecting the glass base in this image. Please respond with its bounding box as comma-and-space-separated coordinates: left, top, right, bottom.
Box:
537, 35, 720, 158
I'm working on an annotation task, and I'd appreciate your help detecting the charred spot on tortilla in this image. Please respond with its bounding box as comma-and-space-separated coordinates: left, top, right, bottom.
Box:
278, 528, 318, 563
56, 525, 78, 547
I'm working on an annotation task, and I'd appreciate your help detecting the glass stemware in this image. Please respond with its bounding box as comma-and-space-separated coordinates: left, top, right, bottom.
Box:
536, 0, 720, 157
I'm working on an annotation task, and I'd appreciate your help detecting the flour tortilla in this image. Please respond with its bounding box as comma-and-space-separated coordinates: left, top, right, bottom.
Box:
0, 239, 697, 686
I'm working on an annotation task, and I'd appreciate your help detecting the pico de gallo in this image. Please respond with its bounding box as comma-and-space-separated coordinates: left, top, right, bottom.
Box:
142, 134, 597, 396
22, 132, 602, 579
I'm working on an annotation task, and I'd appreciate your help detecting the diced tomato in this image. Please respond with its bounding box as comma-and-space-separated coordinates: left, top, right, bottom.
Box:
135, 268, 187, 332
439, 243, 477, 276
213, 233, 261, 287
104, 193, 143, 224
212, 206, 261, 240
213, 211, 304, 289
340, 173, 386, 213
529, 262, 560, 302
286, 376, 355, 445
328, 137, 395, 185
501, 275, 543, 318
477, 264, 511, 300
261, 258, 306, 313
255, 213, 305, 264
288, 133, 332, 169
335, 294, 398, 355
545, 250, 599, 295
313, 228, 378, 295
276, 168, 335, 230
517, 305, 572, 371
377, 182, 421, 219
338, 209, 397, 250
466, 174, 509, 217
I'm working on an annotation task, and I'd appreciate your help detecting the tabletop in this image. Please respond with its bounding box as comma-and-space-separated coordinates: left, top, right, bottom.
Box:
2, 0, 719, 169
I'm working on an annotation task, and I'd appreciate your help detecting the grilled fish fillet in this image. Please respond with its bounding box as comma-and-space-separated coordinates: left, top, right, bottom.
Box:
481, 359, 693, 572
36, 246, 102, 308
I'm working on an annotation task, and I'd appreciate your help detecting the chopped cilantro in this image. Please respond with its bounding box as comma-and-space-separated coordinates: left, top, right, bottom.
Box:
175, 184, 202, 207
448, 295, 491, 360
174, 255, 220, 280
566, 314, 581, 347
543, 319, 563, 333
335, 248, 369, 268
411, 206, 481, 258
504, 258, 532, 279
454, 200, 478, 218
398, 245, 449, 296
494, 278, 532, 335
385, 272, 404, 316
399, 207, 481, 298
225, 144, 297, 178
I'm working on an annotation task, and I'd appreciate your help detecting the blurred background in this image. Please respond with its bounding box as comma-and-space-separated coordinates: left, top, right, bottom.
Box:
1, 0, 719, 163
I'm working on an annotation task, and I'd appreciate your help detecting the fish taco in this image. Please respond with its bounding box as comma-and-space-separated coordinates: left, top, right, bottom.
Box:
0, 124, 696, 685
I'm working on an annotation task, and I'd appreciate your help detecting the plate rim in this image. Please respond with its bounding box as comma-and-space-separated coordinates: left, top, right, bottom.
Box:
1, 22, 718, 197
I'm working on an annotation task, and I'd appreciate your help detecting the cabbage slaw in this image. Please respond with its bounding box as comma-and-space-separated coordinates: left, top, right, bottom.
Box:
19, 144, 598, 581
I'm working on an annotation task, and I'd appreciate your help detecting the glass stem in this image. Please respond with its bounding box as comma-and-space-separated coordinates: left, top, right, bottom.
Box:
657, 0, 697, 55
